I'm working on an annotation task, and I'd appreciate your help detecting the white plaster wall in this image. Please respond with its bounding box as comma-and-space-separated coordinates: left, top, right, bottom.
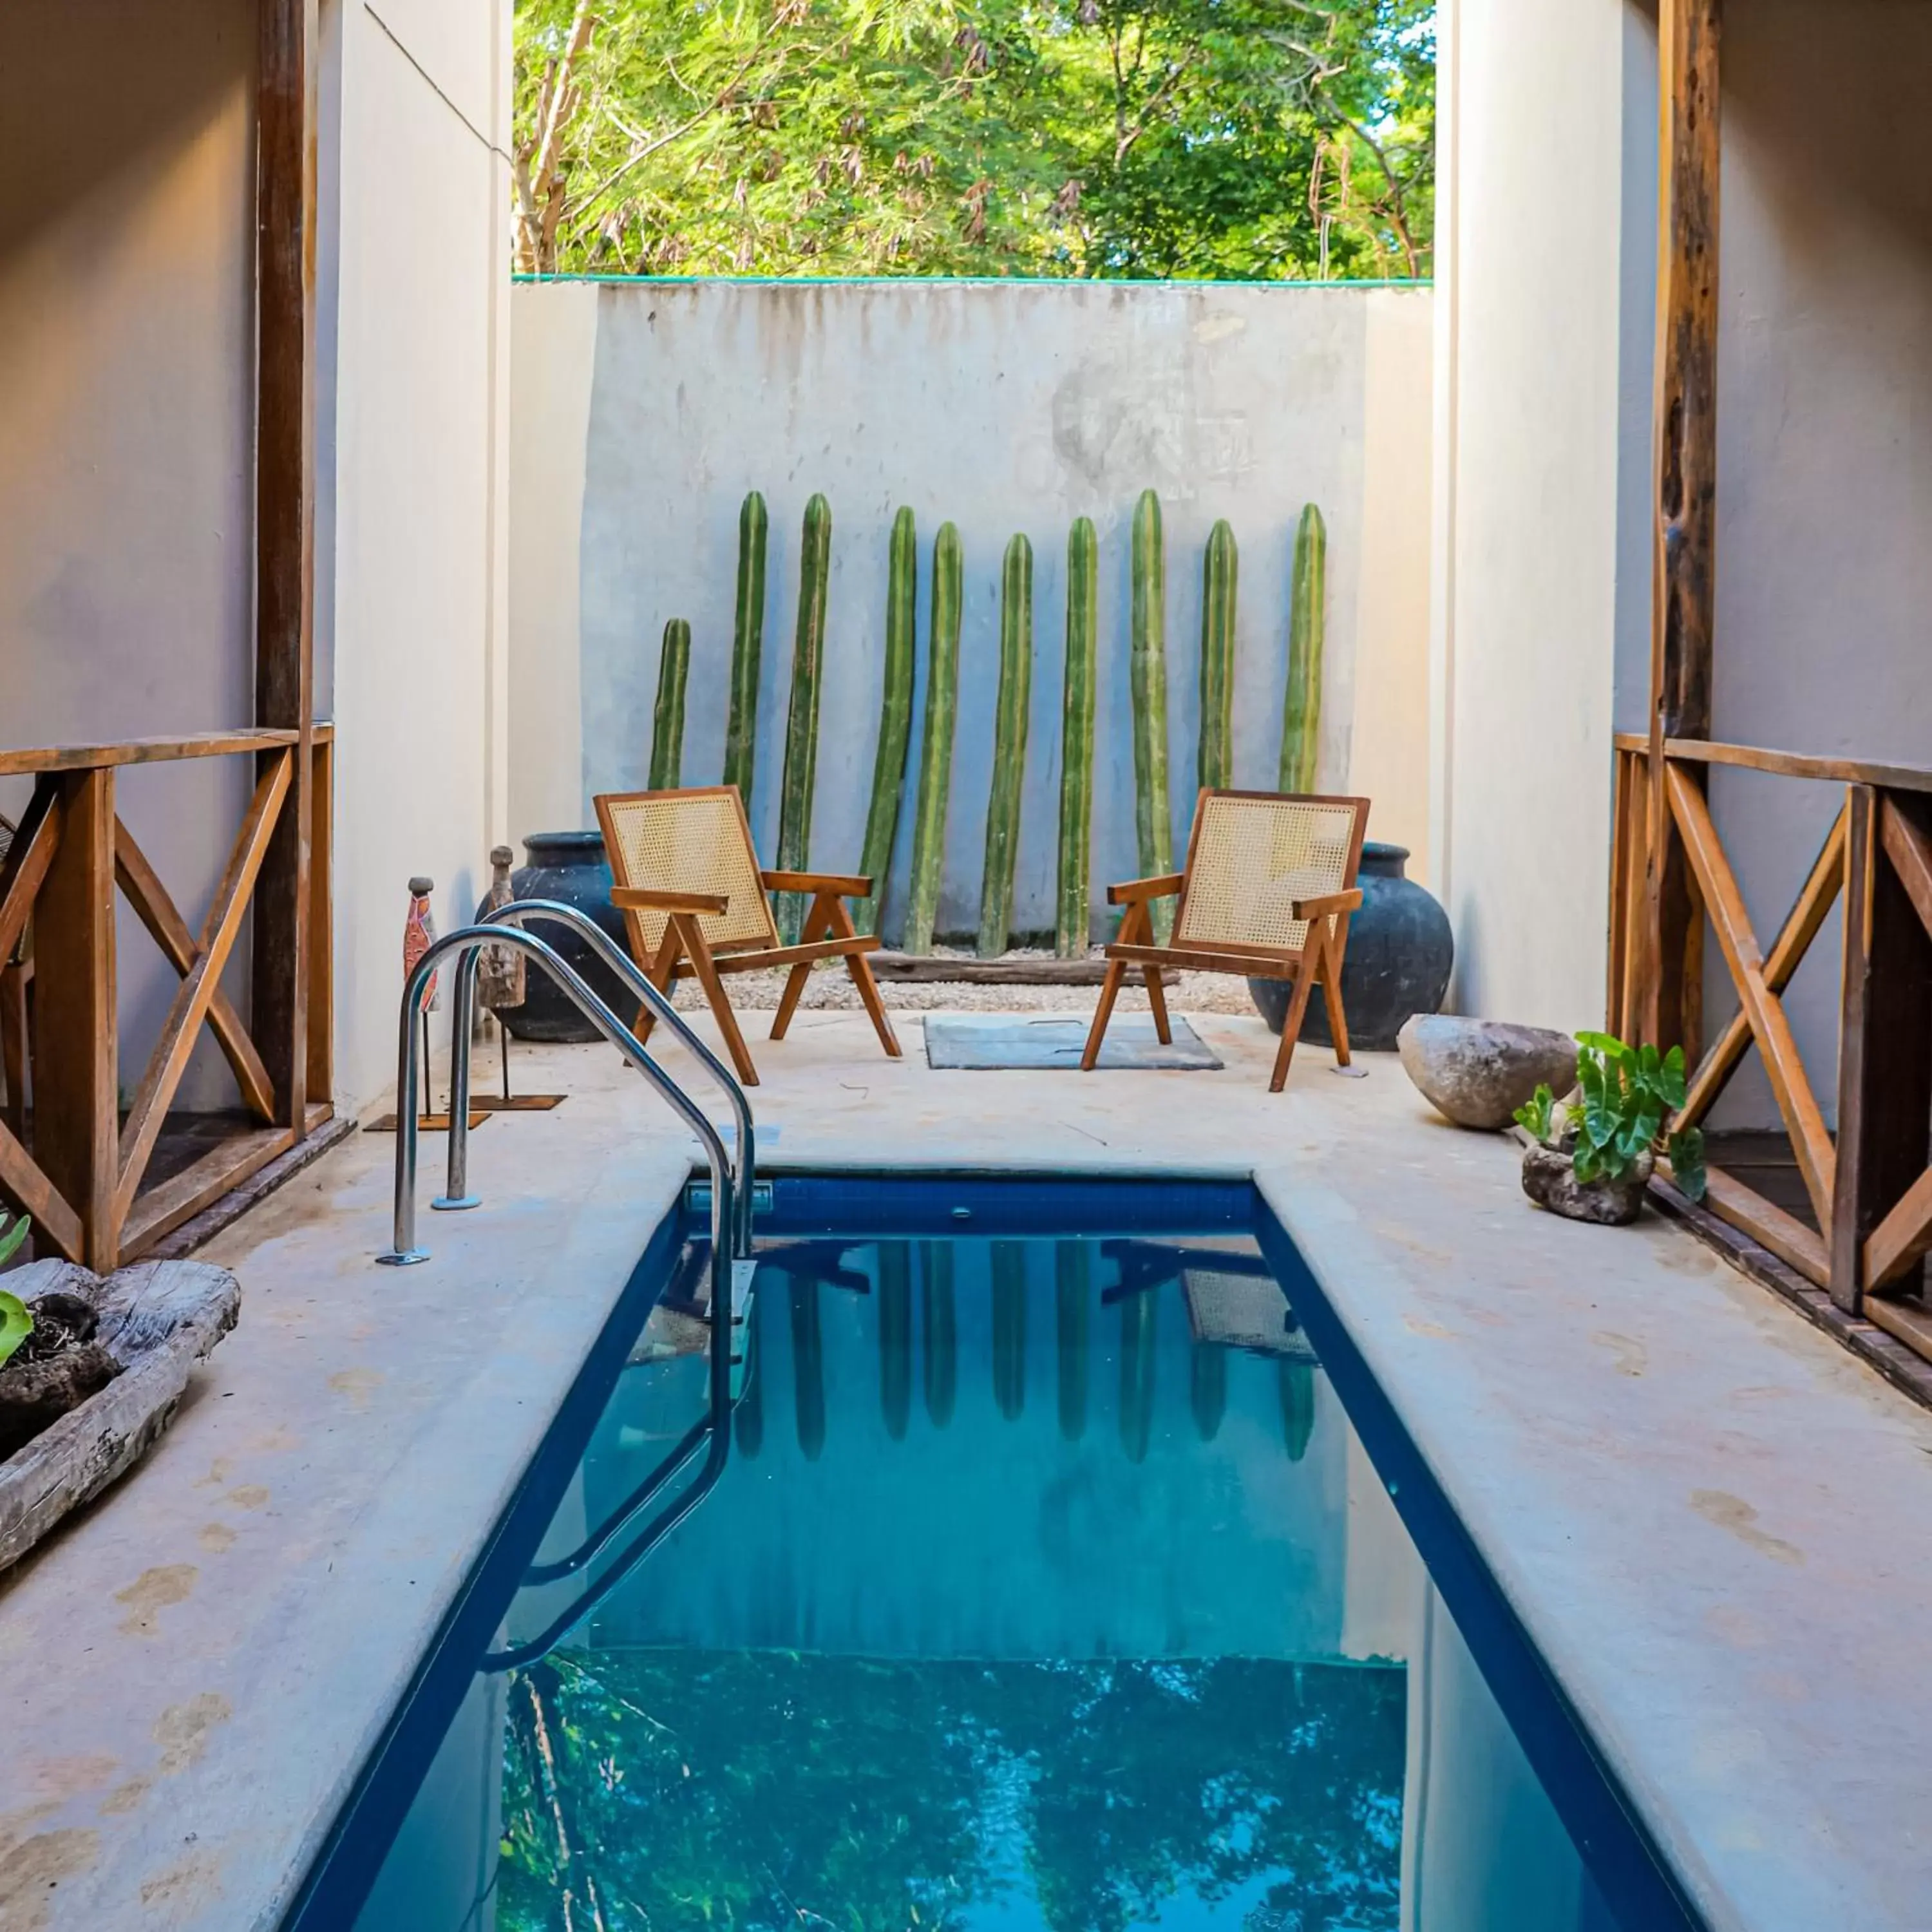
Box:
325, 0, 513, 1112
511, 279, 1434, 943
1431, 0, 1634, 1033
0, 0, 258, 1112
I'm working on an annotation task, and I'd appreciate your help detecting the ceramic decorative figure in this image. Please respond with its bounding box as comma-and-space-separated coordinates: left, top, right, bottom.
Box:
403, 877, 439, 1010
477, 846, 525, 1012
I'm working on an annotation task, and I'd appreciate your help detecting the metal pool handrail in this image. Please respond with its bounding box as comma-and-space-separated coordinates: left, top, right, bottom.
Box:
375, 925, 734, 1287
445, 897, 755, 1258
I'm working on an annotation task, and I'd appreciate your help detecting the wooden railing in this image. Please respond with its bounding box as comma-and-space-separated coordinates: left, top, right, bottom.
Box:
1610, 734, 1932, 1361
0, 728, 332, 1270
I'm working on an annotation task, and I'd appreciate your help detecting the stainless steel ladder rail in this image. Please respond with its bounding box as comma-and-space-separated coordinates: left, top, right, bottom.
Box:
440, 898, 755, 1258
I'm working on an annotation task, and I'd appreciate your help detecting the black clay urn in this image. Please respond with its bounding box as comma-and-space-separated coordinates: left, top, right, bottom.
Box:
495, 831, 636, 1041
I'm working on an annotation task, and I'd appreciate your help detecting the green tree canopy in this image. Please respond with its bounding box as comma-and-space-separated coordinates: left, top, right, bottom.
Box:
513, 0, 1433, 279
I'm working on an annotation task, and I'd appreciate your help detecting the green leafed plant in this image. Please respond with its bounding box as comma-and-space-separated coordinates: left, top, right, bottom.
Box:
904, 522, 963, 954
978, 533, 1033, 958
649, 618, 690, 789
723, 489, 768, 804
857, 507, 918, 936
776, 493, 832, 942
1056, 518, 1099, 958
1197, 520, 1238, 793
0, 1213, 32, 1368
1513, 1033, 1707, 1202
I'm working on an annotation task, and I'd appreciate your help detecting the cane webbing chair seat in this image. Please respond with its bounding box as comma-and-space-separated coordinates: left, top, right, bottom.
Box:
1082, 789, 1370, 1094
593, 784, 900, 1087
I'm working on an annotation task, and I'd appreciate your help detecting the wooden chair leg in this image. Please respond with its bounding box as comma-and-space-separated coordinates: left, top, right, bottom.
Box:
633, 927, 681, 1046
1269, 965, 1320, 1094
772, 893, 837, 1041
1317, 928, 1352, 1066
844, 949, 902, 1059
1142, 966, 1173, 1044
672, 913, 760, 1086
1081, 960, 1130, 1070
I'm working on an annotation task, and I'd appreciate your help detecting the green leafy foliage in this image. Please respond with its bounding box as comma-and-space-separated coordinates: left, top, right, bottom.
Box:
513, 0, 1434, 279
1516, 1036, 1706, 1203
0, 1214, 29, 1370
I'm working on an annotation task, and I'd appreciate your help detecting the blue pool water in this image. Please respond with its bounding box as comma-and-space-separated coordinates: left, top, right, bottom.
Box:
301, 1180, 1692, 1932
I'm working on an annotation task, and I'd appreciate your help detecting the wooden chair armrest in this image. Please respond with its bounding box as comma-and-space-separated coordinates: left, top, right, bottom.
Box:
1292, 889, 1364, 918
611, 886, 730, 915
1105, 873, 1186, 906
761, 869, 872, 897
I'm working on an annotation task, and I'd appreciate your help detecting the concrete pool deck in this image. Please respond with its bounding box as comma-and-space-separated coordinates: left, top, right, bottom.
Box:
3, 1007, 1929, 1930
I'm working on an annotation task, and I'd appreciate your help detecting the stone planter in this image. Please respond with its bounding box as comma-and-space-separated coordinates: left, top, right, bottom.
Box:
1, 1258, 240, 1573
1520, 1138, 1653, 1226
498, 831, 636, 1041
1248, 843, 1453, 1052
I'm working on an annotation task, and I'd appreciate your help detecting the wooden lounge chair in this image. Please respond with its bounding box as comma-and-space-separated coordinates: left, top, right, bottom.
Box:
594, 785, 900, 1086
1081, 790, 1369, 1092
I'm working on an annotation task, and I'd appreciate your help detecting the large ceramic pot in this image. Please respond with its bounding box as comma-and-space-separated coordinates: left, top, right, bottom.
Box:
497, 831, 636, 1041
1247, 842, 1452, 1052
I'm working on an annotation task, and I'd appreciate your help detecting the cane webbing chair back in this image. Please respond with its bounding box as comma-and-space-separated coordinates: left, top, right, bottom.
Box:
596, 788, 778, 956
1174, 792, 1367, 955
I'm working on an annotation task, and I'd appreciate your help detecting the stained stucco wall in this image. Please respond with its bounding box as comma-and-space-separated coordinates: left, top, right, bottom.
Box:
509, 278, 1434, 945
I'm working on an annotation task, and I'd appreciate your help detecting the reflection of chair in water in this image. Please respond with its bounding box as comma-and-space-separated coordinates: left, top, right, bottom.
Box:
1081, 790, 1369, 1092
594, 784, 900, 1086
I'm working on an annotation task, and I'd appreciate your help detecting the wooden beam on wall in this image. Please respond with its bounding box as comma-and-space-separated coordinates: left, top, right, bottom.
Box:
252, 0, 320, 1137
1643, 0, 1722, 1057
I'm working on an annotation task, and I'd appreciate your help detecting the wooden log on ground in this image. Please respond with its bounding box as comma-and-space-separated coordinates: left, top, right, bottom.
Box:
869, 952, 1108, 985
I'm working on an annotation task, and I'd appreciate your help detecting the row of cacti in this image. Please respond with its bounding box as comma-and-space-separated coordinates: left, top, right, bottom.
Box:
644, 488, 1326, 954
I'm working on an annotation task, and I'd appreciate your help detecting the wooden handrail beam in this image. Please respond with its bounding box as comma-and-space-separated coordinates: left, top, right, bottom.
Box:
1613, 732, 1932, 795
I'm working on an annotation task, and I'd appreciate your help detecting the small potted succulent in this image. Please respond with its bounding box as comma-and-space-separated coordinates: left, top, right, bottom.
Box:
1513, 1032, 1706, 1226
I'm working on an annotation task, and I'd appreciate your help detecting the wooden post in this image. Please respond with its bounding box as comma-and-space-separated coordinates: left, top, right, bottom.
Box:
33, 770, 118, 1269
252, 0, 319, 1133
1833, 788, 1932, 1313
306, 733, 334, 1110
1643, 0, 1721, 1057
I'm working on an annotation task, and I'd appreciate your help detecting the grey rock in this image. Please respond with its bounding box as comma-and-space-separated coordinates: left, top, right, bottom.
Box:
1520, 1140, 1652, 1226
1397, 1016, 1580, 1131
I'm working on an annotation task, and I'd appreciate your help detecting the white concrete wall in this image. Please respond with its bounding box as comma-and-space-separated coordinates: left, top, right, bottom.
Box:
510, 279, 1435, 943
0, 0, 259, 1111
324, 0, 515, 1112
1430, 0, 1636, 1034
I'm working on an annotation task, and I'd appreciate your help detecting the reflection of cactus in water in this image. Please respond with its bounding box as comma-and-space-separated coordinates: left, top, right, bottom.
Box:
1055, 1242, 1089, 1443
921, 1242, 957, 1428
1119, 1291, 1156, 1465
650, 618, 690, 790
1280, 1358, 1317, 1462
734, 1279, 764, 1459
790, 1278, 826, 1463
1191, 1343, 1227, 1443
724, 491, 768, 802
992, 1241, 1027, 1421
877, 1242, 913, 1443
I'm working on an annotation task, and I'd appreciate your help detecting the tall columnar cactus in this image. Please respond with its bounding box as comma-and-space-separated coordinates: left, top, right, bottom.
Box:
1056, 517, 1098, 958
775, 493, 831, 942
977, 534, 1033, 958
724, 490, 767, 802
904, 522, 962, 954
1280, 503, 1326, 793
1130, 489, 1175, 942
1197, 520, 1238, 793
857, 507, 918, 936
649, 618, 690, 790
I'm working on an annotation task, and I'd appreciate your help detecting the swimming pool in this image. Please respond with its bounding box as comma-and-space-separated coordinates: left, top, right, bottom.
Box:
290, 1177, 1697, 1932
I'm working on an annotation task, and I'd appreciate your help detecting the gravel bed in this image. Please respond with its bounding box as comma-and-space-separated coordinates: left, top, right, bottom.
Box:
662, 947, 1262, 1016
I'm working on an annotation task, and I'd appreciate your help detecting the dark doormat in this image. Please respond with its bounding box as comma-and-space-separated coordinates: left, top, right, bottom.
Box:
922, 1015, 1222, 1071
